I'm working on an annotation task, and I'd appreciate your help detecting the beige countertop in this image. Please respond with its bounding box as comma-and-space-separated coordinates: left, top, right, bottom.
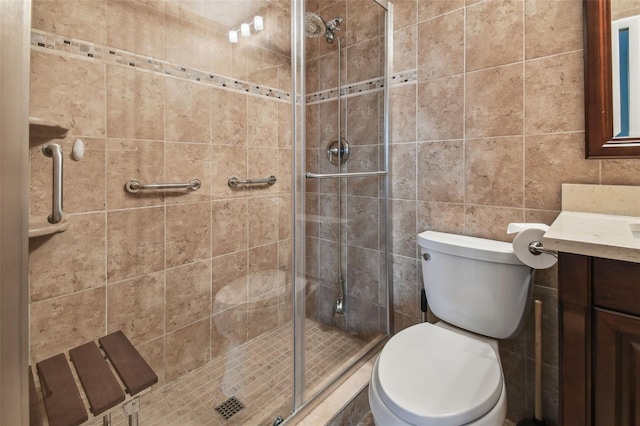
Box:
543, 211, 640, 263
543, 184, 640, 263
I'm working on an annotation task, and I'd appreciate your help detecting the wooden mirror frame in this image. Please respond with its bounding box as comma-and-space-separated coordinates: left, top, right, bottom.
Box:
585, 0, 640, 158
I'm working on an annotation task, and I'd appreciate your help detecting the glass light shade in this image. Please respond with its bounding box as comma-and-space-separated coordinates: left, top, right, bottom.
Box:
241, 23, 251, 37
228, 30, 238, 43
254, 16, 264, 31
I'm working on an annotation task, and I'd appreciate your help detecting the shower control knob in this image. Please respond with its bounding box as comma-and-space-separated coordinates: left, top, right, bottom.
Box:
325, 138, 349, 165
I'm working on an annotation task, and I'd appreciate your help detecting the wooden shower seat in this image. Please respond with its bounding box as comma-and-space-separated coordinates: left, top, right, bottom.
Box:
31, 330, 158, 426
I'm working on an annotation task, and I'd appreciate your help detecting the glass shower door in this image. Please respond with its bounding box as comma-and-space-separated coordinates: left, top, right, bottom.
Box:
27, 1, 296, 425
292, 0, 392, 409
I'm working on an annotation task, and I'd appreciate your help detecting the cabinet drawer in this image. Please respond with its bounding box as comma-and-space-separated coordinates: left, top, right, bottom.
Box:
592, 257, 640, 317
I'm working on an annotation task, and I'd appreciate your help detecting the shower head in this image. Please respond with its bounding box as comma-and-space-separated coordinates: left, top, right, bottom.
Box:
305, 12, 327, 38
305, 12, 343, 43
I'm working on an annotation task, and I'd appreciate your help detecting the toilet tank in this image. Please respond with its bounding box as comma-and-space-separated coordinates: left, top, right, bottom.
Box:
417, 231, 533, 340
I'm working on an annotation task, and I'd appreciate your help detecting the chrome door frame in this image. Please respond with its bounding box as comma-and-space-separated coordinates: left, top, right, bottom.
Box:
290, 0, 393, 415
0, 0, 32, 424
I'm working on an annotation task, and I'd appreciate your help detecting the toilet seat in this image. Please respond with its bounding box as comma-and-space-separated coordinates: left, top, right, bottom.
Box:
374, 323, 503, 425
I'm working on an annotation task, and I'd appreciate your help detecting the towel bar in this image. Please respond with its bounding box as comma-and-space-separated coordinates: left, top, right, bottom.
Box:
305, 171, 387, 179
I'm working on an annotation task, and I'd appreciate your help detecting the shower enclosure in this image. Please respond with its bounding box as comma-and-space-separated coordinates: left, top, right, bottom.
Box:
10, 0, 392, 423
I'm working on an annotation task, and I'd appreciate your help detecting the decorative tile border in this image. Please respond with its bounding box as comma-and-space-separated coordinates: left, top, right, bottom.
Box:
30, 29, 292, 102
30, 29, 416, 106
305, 69, 417, 105
391, 69, 418, 85
306, 77, 384, 103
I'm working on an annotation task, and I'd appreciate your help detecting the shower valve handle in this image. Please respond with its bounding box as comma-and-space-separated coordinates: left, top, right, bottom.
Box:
327, 146, 339, 164
325, 139, 350, 165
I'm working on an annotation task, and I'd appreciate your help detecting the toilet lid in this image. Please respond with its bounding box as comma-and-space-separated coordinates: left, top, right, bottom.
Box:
376, 323, 503, 425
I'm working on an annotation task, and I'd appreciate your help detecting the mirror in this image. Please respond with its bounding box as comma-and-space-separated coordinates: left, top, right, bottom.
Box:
585, 0, 640, 157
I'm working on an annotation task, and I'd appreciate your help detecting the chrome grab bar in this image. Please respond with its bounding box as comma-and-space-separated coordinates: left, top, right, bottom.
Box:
228, 175, 277, 188
305, 171, 387, 179
42, 143, 64, 224
125, 179, 201, 194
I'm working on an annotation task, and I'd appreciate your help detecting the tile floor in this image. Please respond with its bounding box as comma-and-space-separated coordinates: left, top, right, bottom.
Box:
105, 320, 368, 426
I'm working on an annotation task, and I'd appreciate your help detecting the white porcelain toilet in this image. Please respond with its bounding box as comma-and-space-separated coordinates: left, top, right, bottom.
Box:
369, 230, 534, 425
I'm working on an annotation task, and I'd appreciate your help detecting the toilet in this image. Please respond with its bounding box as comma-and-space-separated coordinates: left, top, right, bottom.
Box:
369, 230, 534, 425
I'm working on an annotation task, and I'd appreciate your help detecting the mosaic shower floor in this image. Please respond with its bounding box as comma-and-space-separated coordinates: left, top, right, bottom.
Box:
107, 320, 368, 426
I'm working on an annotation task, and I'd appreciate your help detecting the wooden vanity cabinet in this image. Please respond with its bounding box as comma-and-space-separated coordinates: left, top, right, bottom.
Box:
559, 253, 640, 426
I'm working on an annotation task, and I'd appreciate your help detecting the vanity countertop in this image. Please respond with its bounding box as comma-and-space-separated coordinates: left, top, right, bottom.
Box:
543, 211, 640, 263
542, 184, 640, 263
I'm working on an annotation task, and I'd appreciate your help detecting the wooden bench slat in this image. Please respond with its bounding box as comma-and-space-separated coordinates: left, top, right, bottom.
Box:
36, 354, 88, 426
99, 331, 158, 395
69, 341, 125, 416
29, 366, 43, 426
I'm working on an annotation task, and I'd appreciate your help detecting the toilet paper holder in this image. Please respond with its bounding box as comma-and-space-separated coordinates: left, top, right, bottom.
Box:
528, 241, 558, 258
508, 224, 558, 269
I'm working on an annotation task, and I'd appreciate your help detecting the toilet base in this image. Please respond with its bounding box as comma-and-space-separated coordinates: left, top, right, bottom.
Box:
369, 354, 507, 426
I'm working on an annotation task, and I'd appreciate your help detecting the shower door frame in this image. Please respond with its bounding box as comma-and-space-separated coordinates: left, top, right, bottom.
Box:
290, 0, 394, 414
0, 0, 31, 423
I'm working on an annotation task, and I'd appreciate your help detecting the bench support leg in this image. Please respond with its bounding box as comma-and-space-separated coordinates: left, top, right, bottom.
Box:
122, 398, 140, 426
102, 413, 111, 426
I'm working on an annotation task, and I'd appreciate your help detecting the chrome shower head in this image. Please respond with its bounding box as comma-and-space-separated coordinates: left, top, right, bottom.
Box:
305, 12, 327, 38
305, 13, 343, 44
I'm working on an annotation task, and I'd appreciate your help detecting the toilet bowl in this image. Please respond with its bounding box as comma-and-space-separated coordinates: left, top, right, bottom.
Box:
369, 231, 532, 426
369, 322, 506, 425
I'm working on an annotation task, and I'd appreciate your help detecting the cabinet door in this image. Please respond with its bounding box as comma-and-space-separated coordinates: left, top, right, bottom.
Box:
594, 309, 640, 426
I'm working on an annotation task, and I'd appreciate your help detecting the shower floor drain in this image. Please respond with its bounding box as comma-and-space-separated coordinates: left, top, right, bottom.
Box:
215, 396, 245, 420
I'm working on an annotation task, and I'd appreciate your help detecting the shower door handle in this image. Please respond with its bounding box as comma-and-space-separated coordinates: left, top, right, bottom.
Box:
305, 171, 387, 179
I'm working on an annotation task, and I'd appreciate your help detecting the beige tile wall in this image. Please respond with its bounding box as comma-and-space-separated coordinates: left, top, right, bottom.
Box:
388, 0, 640, 423
28, 0, 292, 387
